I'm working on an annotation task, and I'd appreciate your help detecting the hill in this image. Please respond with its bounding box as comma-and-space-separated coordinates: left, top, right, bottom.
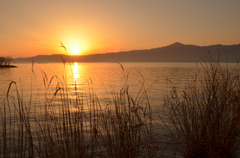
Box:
13, 42, 240, 63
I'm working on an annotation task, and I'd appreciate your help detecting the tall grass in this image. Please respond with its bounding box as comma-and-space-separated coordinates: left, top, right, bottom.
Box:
97, 68, 156, 157
0, 61, 156, 157
160, 54, 240, 157
2, 54, 240, 157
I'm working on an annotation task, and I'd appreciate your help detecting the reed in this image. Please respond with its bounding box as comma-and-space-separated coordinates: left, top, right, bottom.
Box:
0, 61, 157, 157
97, 68, 156, 157
2, 53, 240, 157
160, 54, 240, 158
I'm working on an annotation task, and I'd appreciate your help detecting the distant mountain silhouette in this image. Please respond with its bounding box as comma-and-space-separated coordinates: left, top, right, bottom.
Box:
13, 42, 240, 63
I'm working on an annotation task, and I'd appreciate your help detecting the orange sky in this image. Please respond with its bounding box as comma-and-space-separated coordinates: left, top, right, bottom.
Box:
1, 1, 240, 58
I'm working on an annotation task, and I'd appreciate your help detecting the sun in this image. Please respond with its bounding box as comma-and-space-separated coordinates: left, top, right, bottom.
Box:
69, 45, 82, 55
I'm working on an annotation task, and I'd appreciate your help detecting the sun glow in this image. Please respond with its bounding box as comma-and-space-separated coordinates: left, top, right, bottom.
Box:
69, 45, 82, 55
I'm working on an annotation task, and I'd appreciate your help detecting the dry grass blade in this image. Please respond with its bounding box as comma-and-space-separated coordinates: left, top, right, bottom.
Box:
117, 62, 124, 71
31, 59, 35, 75
60, 42, 67, 52
6, 81, 16, 97
160, 54, 240, 158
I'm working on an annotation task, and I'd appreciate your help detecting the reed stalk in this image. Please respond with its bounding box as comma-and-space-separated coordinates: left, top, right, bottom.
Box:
0, 61, 157, 157
160, 54, 240, 158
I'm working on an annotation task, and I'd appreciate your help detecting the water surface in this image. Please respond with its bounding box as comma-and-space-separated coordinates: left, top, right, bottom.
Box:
0, 62, 199, 103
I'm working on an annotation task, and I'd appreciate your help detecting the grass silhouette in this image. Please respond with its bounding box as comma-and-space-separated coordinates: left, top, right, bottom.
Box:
160, 54, 240, 157
1, 53, 240, 157
0, 59, 156, 157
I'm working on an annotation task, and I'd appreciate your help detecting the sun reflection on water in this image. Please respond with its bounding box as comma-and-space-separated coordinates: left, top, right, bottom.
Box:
73, 62, 79, 91
70, 62, 84, 112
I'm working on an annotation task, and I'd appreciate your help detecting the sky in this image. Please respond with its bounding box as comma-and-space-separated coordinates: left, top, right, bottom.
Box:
0, 0, 240, 58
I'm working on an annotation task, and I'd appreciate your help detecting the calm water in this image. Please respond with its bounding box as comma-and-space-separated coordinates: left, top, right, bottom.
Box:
1, 62, 238, 157
0, 62, 199, 105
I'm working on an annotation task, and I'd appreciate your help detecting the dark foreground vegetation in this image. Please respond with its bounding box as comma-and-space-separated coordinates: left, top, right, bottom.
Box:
160, 55, 240, 158
1, 54, 240, 157
0, 57, 16, 68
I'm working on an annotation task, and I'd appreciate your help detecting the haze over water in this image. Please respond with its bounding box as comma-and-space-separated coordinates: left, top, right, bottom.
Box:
1, 1, 240, 157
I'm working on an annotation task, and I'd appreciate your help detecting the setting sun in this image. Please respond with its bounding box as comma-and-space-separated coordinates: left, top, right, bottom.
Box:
69, 45, 82, 55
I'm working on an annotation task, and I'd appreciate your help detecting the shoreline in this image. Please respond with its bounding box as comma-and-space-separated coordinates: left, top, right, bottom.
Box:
0, 65, 17, 68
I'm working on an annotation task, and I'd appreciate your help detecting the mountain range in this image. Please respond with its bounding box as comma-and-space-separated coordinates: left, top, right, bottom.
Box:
13, 42, 240, 63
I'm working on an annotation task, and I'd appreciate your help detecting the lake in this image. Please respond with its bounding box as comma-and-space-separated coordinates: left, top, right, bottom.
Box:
0, 62, 199, 104
1, 62, 237, 157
